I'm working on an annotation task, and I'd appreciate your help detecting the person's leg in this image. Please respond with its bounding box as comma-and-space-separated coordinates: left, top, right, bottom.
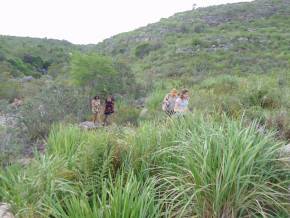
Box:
165, 110, 170, 117
169, 110, 175, 117
96, 113, 101, 124
93, 113, 97, 124
103, 114, 108, 126
166, 110, 174, 117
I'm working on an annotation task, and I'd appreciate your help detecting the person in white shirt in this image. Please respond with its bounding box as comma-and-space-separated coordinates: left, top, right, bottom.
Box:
174, 89, 189, 115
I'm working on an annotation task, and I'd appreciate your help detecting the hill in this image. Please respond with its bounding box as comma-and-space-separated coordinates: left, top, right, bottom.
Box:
1, 0, 290, 217
0, 35, 79, 78
95, 0, 290, 82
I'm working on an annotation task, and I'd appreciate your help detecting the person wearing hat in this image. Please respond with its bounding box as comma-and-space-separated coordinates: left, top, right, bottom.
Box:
162, 88, 178, 116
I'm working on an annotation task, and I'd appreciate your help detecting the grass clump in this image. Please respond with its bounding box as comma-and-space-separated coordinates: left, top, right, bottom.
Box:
159, 115, 290, 217
47, 173, 162, 218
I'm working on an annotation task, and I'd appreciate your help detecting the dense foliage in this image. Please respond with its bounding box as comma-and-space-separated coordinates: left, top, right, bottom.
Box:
1, 0, 290, 217
1, 115, 290, 217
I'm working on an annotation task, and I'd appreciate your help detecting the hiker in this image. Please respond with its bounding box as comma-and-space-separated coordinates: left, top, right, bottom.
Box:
103, 95, 115, 126
162, 88, 178, 116
174, 89, 189, 115
91, 95, 101, 125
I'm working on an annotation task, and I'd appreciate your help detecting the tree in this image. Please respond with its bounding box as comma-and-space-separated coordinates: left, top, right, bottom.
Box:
70, 53, 117, 95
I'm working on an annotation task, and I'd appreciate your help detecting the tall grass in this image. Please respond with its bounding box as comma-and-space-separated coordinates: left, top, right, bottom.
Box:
1, 114, 290, 217
46, 173, 162, 218
159, 115, 290, 217
47, 124, 85, 158
0, 124, 116, 217
0, 156, 80, 217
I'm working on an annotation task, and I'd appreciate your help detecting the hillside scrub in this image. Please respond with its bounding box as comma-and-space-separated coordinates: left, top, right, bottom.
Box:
0, 114, 290, 217
1, 0, 290, 216
18, 83, 90, 141
145, 72, 290, 141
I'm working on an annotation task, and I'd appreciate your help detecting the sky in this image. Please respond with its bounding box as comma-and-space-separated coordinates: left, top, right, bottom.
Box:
0, 0, 253, 44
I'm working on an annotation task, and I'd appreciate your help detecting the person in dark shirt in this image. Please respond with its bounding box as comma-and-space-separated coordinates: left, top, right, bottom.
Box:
103, 95, 114, 126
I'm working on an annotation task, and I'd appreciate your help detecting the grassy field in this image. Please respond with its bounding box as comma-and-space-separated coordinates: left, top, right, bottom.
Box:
1, 114, 290, 217
1, 0, 290, 217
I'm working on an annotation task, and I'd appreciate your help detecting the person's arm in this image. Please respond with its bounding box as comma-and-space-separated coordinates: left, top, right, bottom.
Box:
163, 94, 169, 104
162, 94, 169, 110
174, 98, 181, 112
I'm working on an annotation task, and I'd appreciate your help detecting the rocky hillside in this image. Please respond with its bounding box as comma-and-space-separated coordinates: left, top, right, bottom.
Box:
95, 0, 290, 83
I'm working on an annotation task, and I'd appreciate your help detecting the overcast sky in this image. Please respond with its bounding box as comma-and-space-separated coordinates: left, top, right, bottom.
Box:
0, 0, 253, 44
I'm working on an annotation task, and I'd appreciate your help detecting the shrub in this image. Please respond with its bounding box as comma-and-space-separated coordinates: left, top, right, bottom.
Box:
7, 57, 39, 77
114, 101, 140, 126
200, 75, 240, 94
243, 86, 282, 109
0, 127, 24, 166
19, 84, 89, 140
266, 112, 290, 141
135, 43, 162, 59
194, 24, 206, 33
0, 80, 21, 102
70, 53, 117, 95
0, 51, 6, 61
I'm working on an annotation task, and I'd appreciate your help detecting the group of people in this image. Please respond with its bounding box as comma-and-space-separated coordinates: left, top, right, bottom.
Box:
91, 95, 114, 126
162, 89, 190, 117
91, 89, 189, 126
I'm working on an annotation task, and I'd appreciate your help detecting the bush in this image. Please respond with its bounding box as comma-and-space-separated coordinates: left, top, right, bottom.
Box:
19, 84, 90, 140
70, 53, 117, 95
266, 112, 290, 141
114, 101, 140, 126
243, 86, 282, 109
200, 75, 240, 94
135, 43, 162, 59
0, 80, 21, 102
0, 127, 24, 166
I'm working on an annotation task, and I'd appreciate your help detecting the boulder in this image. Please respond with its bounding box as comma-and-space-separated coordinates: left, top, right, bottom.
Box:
280, 144, 290, 157
79, 121, 101, 130
20, 76, 34, 83
135, 97, 147, 109
0, 203, 14, 218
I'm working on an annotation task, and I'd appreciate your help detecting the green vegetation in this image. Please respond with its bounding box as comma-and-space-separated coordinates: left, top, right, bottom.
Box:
71, 53, 116, 94
1, 115, 289, 217
1, 0, 290, 217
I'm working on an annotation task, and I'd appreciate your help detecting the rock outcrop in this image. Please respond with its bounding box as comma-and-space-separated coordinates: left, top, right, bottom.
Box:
0, 203, 14, 218
280, 144, 290, 157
